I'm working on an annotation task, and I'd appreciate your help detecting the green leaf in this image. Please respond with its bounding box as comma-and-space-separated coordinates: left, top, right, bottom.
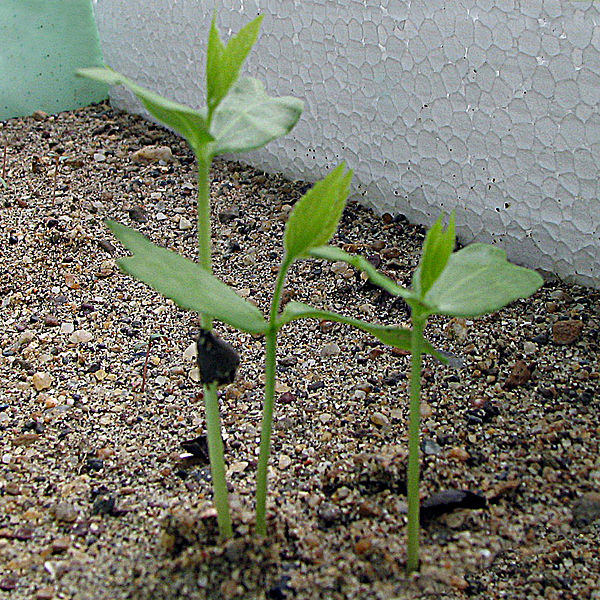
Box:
283, 164, 352, 262
106, 220, 267, 334
206, 14, 263, 113
413, 213, 455, 297
278, 302, 447, 363
423, 243, 543, 317
308, 245, 417, 301
77, 67, 213, 152
210, 77, 303, 155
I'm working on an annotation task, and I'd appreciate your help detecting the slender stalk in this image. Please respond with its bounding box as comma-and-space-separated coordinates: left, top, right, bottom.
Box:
204, 382, 233, 538
255, 259, 291, 535
406, 314, 426, 574
255, 326, 277, 535
196, 150, 213, 274
195, 148, 232, 538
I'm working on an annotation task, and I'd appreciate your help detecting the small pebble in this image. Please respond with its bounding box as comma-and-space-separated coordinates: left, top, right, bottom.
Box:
422, 438, 442, 456
131, 145, 174, 164
178, 216, 193, 230
370, 412, 389, 427
572, 493, 600, 528
36, 586, 56, 600
32, 372, 52, 391
504, 360, 531, 389
52, 502, 77, 523
278, 455, 292, 470
317, 502, 342, 525
552, 320, 584, 345
69, 329, 93, 344
60, 322, 75, 334
448, 447, 470, 462
320, 342, 341, 358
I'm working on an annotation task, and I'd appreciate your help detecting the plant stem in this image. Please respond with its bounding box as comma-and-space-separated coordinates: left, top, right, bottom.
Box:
195, 148, 232, 538
406, 314, 426, 574
255, 326, 277, 536
196, 151, 213, 275
255, 259, 291, 535
204, 382, 233, 538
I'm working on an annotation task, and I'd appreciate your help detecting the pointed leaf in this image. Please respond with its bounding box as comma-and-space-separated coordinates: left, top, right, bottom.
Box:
206, 15, 263, 112
210, 77, 303, 155
308, 245, 417, 301
424, 243, 543, 317
106, 220, 267, 334
206, 14, 226, 109
413, 213, 455, 297
77, 67, 213, 151
278, 302, 447, 363
283, 165, 352, 262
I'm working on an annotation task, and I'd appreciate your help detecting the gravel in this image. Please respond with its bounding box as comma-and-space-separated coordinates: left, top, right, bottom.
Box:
0, 102, 599, 600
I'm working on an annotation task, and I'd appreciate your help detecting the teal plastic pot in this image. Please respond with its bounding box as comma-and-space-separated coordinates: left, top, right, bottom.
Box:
0, 0, 108, 120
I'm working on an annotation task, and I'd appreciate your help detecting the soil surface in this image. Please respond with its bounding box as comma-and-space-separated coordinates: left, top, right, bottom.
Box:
1, 103, 599, 600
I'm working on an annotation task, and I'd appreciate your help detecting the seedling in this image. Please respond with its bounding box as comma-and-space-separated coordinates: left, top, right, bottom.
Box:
389, 214, 542, 572
78, 14, 543, 573
79, 13, 303, 539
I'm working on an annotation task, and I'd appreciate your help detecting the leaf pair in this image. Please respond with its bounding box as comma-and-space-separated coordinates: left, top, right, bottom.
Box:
77, 15, 302, 158
412, 215, 543, 318
206, 14, 263, 114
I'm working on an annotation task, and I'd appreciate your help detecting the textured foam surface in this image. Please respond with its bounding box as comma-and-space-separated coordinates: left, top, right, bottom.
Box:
95, 0, 600, 287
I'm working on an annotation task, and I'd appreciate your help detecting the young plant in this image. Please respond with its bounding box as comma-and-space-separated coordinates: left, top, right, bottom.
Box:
307, 214, 543, 572
78, 14, 303, 539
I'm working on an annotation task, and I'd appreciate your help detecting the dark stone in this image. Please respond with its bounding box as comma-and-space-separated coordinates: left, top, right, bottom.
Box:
571, 493, 600, 528
85, 458, 104, 472
552, 320, 584, 345
268, 575, 293, 599
421, 489, 488, 523
0, 578, 18, 591
92, 495, 116, 516
127, 206, 148, 223
504, 360, 531, 389
278, 392, 296, 404
218, 206, 240, 223
307, 381, 325, 391
317, 502, 343, 526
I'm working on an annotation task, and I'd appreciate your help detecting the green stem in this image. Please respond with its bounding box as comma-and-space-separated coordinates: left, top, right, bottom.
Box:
204, 382, 233, 538
195, 148, 232, 538
196, 150, 213, 275
406, 314, 426, 574
255, 259, 291, 535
